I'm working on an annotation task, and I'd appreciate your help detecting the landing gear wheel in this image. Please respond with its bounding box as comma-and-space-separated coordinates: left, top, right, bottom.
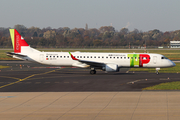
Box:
90, 70, 96, 75
155, 68, 160, 75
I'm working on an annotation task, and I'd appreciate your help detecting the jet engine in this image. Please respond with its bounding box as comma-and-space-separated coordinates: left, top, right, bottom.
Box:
105, 63, 119, 72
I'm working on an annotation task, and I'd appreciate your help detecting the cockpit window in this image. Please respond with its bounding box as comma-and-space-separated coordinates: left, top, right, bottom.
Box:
161, 56, 168, 59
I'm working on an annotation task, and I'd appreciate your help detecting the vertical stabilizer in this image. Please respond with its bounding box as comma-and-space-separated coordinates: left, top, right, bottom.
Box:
9, 29, 29, 53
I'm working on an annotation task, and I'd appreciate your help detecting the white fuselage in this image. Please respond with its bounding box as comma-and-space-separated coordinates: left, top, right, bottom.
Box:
14, 51, 175, 68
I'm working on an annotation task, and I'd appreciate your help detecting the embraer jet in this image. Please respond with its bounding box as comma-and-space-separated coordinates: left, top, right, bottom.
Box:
7, 29, 175, 74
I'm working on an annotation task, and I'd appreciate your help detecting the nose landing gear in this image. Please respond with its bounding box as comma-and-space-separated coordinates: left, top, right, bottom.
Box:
156, 68, 160, 75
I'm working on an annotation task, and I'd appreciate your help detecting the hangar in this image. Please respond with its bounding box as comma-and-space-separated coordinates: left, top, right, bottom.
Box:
170, 41, 180, 48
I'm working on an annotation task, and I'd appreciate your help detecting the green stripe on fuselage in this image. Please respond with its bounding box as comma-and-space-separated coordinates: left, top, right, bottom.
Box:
128, 54, 139, 67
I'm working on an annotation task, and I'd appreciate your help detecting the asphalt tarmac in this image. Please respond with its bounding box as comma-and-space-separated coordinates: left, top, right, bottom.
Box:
0, 61, 179, 92
1, 61, 180, 120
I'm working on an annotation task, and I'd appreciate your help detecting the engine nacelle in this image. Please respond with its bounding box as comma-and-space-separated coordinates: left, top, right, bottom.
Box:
105, 64, 119, 72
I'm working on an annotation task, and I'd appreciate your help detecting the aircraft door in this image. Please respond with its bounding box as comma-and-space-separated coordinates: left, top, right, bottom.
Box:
153, 56, 157, 64
39, 54, 44, 62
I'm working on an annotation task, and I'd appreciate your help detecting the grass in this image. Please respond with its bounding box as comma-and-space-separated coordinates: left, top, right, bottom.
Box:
143, 81, 180, 90
130, 63, 180, 73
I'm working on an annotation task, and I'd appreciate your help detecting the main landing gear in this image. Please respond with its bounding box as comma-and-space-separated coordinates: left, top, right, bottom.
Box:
90, 70, 96, 74
90, 68, 96, 75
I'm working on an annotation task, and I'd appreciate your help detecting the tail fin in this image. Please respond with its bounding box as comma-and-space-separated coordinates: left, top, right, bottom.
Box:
9, 29, 29, 53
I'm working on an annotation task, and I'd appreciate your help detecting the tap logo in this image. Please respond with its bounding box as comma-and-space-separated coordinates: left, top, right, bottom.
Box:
128, 54, 150, 67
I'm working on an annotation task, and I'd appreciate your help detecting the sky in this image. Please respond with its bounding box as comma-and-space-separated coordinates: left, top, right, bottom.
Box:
0, 0, 180, 32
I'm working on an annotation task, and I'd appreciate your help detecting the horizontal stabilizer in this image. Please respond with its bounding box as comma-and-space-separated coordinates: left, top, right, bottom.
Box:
6, 52, 27, 57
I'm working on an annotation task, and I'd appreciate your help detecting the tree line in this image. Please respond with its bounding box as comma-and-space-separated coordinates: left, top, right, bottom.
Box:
0, 24, 180, 48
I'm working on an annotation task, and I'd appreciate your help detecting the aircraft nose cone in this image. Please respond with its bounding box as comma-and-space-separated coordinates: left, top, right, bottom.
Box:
170, 61, 176, 67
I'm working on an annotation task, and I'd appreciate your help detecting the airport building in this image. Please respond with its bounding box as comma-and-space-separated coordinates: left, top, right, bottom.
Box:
170, 41, 180, 48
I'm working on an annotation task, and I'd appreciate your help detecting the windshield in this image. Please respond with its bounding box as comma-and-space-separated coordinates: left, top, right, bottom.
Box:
161, 56, 168, 59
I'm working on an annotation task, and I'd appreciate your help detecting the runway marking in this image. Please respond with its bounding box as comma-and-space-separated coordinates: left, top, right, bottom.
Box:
25, 74, 88, 81
0, 68, 61, 89
0, 76, 20, 80
127, 79, 144, 84
126, 78, 168, 84
159, 78, 170, 80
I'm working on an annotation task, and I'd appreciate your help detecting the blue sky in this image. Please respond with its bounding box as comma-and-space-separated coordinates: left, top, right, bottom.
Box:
1, 0, 180, 32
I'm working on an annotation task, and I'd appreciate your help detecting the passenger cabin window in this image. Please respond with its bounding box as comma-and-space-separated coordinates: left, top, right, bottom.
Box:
67, 56, 69, 58
124, 57, 126, 59
64, 56, 66, 58
106, 57, 108, 58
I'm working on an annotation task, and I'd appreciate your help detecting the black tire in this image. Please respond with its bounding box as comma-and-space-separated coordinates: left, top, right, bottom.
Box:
90, 70, 96, 74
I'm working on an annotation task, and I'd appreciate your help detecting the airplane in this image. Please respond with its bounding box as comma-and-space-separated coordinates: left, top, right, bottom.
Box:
7, 29, 176, 75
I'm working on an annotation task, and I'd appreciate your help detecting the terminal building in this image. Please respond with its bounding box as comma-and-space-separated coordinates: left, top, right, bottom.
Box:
170, 41, 180, 48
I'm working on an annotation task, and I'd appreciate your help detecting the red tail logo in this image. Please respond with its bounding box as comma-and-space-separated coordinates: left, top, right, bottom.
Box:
14, 29, 29, 53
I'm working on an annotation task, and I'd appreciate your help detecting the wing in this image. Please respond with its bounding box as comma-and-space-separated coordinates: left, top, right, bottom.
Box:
69, 52, 105, 67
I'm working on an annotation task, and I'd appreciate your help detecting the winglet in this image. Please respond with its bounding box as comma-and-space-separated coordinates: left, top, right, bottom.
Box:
69, 52, 78, 60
